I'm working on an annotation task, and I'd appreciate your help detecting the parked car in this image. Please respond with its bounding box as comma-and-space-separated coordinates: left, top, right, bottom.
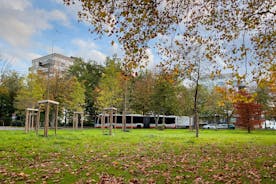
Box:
203, 124, 235, 130
217, 124, 228, 129
228, 124, 235, 129
203, 124, 217, 129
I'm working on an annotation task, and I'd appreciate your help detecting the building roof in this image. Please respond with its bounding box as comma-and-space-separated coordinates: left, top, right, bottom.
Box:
32, 53, 74, 62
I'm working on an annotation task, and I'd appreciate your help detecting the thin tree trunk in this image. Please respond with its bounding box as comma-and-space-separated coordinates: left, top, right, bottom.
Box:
194, 86, 199, 137
154, 114, 159, 127
193, 61, 200, 138
162, 113, 165, 127
122, 110, 126, 131
123, 77, 127, 132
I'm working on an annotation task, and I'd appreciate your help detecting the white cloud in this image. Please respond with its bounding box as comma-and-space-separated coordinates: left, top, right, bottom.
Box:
1, 0, 31, 11
0, 0, 71, 74
87, 50, 107, 64
136, 48, 160, 72
111, 42, 119, 54
0, 16, 34, 47
145, 49, 155, 69
72, 39, 97, 49
0, 44, 41, 73
0, 1, 69, 47
49, 9, 70, 27
71, 39, 107, 64
51, 0, 82, 22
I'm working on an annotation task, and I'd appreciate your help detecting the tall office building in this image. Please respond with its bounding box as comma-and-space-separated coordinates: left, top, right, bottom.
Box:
30, 53, 75, 76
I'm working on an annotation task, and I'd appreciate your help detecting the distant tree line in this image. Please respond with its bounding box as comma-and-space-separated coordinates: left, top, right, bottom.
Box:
0, 56, 274, 128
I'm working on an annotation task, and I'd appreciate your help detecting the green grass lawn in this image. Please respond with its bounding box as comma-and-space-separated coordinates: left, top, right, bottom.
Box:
0, 128, 275, 183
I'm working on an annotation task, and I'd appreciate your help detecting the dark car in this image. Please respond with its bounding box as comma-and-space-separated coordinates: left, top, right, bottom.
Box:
228, 124, 235, 129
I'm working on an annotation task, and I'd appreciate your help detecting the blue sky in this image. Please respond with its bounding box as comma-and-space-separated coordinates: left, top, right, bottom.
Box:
0, 0, 154, 74
0, 0, 259, 82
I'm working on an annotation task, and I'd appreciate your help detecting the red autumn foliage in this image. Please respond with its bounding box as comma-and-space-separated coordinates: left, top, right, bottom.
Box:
234, 90, 264, 133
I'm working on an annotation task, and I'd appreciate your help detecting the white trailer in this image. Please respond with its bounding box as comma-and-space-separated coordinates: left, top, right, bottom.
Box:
176, 116, 193, 128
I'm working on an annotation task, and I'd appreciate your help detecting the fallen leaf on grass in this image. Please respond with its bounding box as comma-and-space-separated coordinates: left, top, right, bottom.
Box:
18, 172, 29, 178
98, 173, 124, 184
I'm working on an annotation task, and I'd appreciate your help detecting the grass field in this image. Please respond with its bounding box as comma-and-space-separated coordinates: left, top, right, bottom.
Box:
0, 128, 275, 183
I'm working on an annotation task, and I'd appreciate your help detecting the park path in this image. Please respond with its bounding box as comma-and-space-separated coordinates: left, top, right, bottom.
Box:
0, 126, 24, 130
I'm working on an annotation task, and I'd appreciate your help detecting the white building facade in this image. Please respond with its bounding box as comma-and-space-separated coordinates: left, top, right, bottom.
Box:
30, 53, 74, 76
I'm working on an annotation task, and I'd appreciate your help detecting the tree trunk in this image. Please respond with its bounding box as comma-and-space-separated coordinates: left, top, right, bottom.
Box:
162, 113, 165, 125
194, 106, 199, 137
154, 114, 159, 127
162, 113, 165, 128
123, 77, 127, 132
189, 116, 193, 130
122, 110, 126, 131
193, 61, 200, 138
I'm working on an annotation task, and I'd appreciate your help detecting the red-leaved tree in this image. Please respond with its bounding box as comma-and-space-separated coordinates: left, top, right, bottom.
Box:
234, 90, 264, 133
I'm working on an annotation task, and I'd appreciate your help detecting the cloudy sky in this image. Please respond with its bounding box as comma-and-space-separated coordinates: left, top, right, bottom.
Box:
0, 0, 155, 74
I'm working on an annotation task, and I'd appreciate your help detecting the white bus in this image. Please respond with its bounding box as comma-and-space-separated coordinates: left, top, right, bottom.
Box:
95, 114, 144, 128
95, 114, 192, 129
